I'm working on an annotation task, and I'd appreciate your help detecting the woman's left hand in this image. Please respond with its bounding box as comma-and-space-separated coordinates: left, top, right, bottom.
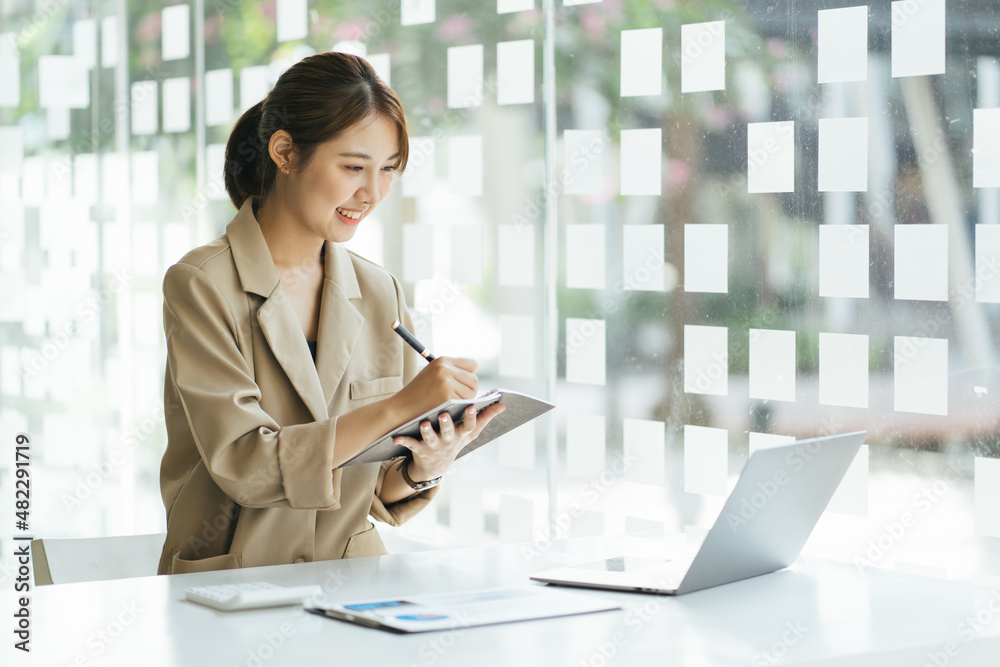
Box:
394, 402, 506, 482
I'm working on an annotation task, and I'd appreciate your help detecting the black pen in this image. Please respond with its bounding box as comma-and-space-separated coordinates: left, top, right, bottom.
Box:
391, 320, 436, 362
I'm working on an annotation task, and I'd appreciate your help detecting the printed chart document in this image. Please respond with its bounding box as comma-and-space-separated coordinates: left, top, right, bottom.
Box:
338, 389, 554, 467
306, 586, 619, 633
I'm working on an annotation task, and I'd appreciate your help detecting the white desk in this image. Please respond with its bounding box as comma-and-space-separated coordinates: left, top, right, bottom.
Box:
5, 533, 1000, 666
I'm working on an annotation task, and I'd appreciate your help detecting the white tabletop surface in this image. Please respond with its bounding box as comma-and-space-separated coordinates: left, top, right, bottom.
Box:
5, 533, 1000, 666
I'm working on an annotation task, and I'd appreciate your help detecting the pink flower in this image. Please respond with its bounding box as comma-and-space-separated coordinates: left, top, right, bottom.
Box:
335, 20, 373, 41
666, 159, 692, 189
580, 9, 605, 42
435, 14, 473, 42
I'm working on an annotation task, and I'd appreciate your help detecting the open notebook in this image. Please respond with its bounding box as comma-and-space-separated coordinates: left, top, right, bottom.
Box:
337, 389, 554, 467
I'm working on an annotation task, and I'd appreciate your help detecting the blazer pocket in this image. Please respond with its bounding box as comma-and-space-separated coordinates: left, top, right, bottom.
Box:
342, 522, 389, 559
350, 376, 403, 401
169, 549, 243, 575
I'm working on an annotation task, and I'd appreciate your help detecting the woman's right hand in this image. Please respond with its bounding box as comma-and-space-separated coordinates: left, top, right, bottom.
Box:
390, 357, 480, 422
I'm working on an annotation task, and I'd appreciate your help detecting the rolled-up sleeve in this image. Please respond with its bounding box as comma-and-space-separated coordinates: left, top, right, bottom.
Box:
163, 263, 341, 510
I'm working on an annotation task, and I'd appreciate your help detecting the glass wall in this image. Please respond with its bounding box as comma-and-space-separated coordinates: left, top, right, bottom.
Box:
1, 0, 999, 586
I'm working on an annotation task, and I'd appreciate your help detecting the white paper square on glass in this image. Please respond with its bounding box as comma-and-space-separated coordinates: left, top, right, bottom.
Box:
131, 81, 158, 136
620, 28, 662, 97
566, 413, 605, 479
749, 328, 796, 402
131, 222, 159, 277
39, 56, 89, 109
277, 0, 308, 43
45, 155, 71, 201
451, 225, 483, 285
161, 4, 190, 62
499, 495, 534, 543
163, 77, 191, 133
748, 432, 795, 457
498, 224, 535, 287
681, 21, 726, 93
976, 225, 1000, 303
402, 224, 434, 282
73, 19, 97, 70
401, 136, 435, 197
205, 69, 234, 127
498, 424, 535, 471
818, 5, 868, 84
448, 135, 483, 196
500, 314, 535, 379
819, 332, 869, 408
684, 224, 727, 293
684, 424, 727, 496
566, 224, 605, 289
401, 0, 435, 26
366, 53, 391, 87
684, 325, 728, 396
47, 108, 70, 142
891, 0, 946, 78
101, 16, 118, 68
447, 44, 484, 109
819, 224, 869, 298
497, 40, 534, 105
623, 225, 664, 291
131, 151, 159, 204
624, 418, 665, 486
827, 445, 869, 516
566, 318, 605, 385
498, 0, 534, 13
240, 66, 269, 114
206, 144, 228, 200
819, 117, 868, 192
974, 457, 1000, 538
894, 224, 948, 301
620, 128, 661, 196
0, 127, 23, 175
564, 130, 605, 196
973, 108, 1000, 189
0, 40, 19, 108
894, 336, 948, 416
748, 121, 795, 193
449, 484, 484, 544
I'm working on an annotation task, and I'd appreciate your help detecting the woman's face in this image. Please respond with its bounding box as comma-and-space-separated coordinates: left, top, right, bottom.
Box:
284, 114, 401, 244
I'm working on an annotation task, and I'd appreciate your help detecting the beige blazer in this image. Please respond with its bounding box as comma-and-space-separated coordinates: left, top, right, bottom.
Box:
157, 200, 435, 575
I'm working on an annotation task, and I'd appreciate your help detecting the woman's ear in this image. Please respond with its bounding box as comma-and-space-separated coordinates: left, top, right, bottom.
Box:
268, 130, 295, 174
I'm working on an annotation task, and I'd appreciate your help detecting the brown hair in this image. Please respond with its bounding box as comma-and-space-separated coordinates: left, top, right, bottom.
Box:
224, 52, 408, 210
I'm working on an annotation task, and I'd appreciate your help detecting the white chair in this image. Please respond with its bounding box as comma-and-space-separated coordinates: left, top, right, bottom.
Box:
31, 533, 165, 585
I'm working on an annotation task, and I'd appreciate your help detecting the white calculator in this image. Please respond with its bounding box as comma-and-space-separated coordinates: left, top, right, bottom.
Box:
185, 582, 323, 611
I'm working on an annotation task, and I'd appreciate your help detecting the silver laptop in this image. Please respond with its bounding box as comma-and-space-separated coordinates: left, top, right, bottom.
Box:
530, 431, 866, 595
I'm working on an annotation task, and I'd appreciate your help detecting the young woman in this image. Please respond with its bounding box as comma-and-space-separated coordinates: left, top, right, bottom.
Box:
157, 52, 503, 575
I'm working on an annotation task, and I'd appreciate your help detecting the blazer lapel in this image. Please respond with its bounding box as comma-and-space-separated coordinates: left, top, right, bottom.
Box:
315, 242, 365, 408
256, 287, 329, 422
227, 200, 330, 422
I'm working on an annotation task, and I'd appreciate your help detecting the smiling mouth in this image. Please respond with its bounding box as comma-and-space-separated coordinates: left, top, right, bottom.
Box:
336, 207, 363, 220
